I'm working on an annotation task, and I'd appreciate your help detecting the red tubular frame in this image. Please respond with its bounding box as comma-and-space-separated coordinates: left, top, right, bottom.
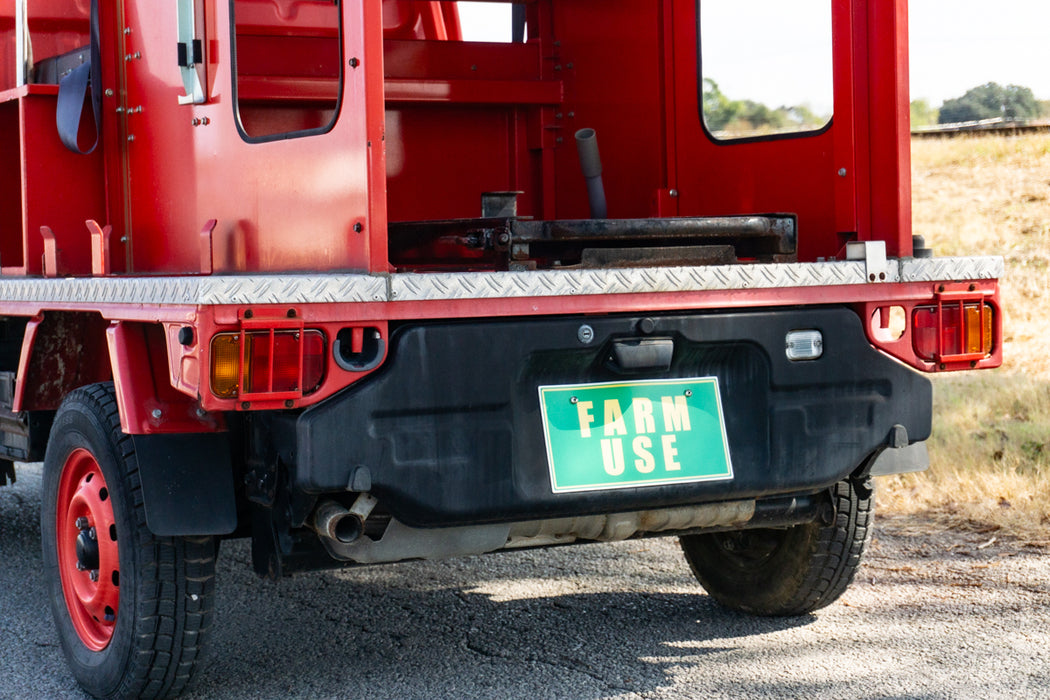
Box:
860, 282, 1002, 373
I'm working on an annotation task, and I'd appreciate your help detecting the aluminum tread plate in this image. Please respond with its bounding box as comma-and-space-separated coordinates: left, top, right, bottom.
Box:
0, 275, 386, 306
391, 262, 879, 301
900, 257, 1004, 282
0, 256, 1001, 306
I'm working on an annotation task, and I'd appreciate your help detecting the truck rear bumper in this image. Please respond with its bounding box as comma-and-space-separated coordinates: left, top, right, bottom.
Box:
293, 306, 931, 527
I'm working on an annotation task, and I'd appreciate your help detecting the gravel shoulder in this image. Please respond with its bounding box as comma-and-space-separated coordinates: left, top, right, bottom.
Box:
3, 464, 1048, 700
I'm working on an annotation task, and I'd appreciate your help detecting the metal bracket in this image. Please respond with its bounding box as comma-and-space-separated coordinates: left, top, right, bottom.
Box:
176, 0, 206, 105
846, 241, 890, 283
87, 219, 113, 276
14, 0, 29, 87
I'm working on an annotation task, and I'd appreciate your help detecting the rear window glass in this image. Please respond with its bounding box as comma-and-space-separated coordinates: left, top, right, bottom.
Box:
699, 0, 833, 141
232, 0, 342, 142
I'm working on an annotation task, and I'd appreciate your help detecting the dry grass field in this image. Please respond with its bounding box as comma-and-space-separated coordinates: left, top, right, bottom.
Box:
878, 134, 1050, 542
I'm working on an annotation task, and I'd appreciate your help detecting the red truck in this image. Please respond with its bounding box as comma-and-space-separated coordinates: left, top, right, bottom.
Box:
0, 1, 1001, 697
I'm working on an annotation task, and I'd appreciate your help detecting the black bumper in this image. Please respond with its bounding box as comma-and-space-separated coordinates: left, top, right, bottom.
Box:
294, 307, 931, 527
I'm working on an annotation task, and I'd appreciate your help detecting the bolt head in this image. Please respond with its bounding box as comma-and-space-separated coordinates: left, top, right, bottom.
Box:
577, 325, 595, 344
151, 408, 163, 420
76, 516, 89, 530
89, 570, 99, 583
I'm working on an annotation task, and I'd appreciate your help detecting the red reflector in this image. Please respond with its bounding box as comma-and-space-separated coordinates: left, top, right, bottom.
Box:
302, 330, 326, 394
270, 332, 301, 393
912, 302, 993, 362
240, 329, 326, 398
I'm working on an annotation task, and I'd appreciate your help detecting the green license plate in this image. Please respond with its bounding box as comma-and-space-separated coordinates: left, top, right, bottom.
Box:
538, 377, 734, 493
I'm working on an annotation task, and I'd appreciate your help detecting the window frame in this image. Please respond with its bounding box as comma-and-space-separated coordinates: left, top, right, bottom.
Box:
229, 0, 346, 144
695, 0, 834, 145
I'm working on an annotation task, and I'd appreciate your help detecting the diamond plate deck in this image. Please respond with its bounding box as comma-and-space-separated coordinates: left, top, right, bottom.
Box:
900, 257, 1004, 282
389, 256, 1001, 302
0, 274, 386, 306
0, 256, 1000, 306
388, 262, 880, 301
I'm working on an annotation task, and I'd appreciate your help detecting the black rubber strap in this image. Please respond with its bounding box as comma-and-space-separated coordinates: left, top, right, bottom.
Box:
512, 5, 526, 43
57, 0, 101, 154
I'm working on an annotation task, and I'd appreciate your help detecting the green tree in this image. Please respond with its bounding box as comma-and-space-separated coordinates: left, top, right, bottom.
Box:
702, 79, 829, 135
702, 79, 740, 131
938, 82, 1039, 124
910, 99, 938, 127
785, 104, 825, 130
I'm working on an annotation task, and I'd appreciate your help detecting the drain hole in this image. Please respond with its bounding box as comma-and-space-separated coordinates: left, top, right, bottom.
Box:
99, 487, 109, 502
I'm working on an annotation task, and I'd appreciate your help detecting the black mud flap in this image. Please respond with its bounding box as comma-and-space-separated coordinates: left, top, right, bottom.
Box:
132, 433, 237, 536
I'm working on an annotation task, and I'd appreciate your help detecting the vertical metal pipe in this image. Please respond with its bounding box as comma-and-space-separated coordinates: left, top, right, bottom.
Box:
575, 128, 607, 219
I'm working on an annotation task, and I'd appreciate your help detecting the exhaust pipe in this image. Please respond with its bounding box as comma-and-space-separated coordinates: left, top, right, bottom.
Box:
575, 128, 607, 218
311, 494, 377, 545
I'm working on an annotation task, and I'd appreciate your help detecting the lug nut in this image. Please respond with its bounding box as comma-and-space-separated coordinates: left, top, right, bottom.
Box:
76, 517, 89, 530
89, 570, 99, 583
76, 561, 86, 571
88, 527, 97, 541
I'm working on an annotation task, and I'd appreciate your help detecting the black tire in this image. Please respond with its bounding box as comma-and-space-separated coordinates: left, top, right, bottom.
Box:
679, 478, 873, 616
41, 383, 217, 699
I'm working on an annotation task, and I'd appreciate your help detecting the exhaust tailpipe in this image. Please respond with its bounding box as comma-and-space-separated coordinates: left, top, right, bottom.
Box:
311, 494, 377, 545
575, 128, 607, 219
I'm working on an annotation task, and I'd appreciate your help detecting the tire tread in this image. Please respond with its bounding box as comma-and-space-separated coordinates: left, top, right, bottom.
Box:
47, 383, 217, 700
680, 478, 873, 616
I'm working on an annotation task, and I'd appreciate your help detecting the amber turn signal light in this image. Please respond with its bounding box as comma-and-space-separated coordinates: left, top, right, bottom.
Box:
211, 329, 326, 399
912, 302, 994, 362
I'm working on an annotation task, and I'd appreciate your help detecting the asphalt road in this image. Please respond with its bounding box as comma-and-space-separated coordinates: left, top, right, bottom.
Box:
3, 462, 1049, 700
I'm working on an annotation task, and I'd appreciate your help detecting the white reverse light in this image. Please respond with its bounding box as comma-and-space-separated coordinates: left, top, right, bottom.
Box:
785, 330, 823, 361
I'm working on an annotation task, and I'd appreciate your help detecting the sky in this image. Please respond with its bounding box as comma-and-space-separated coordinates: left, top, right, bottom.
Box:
457, 1, 1050, 111
909, 0, 1050, 107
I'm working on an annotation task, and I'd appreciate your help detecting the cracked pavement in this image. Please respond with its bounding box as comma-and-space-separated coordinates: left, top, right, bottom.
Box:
3, 462, 1049, 699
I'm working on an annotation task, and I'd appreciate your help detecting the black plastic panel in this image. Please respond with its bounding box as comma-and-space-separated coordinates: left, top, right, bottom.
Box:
295, 307, 931, 527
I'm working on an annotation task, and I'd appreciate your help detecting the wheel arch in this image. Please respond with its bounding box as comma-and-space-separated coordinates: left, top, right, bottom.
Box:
17, 315, 239, 537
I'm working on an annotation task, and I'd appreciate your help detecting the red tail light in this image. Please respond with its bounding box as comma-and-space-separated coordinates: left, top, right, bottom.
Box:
211, 329, 326, 400
912, 301, 994, 362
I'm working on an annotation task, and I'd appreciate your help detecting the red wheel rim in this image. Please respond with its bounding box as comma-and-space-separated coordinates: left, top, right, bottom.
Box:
56, 448, 120, 651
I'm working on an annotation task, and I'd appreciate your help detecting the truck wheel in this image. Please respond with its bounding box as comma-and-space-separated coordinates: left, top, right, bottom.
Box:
41, 383, 216, 699
679, 479, 872, 616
